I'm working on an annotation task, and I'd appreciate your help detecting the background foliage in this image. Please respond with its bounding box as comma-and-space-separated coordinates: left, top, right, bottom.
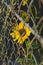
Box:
0, 0, 43, 65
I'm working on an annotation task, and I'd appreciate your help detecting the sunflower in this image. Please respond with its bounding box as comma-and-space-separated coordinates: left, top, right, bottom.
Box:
22, 0, 28, 6
10, 22, 31, 44
21, 11, 29, 22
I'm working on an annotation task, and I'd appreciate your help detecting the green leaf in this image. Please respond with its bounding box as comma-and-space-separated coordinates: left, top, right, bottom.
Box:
25, 41, 30, 54
32, 41, 40, 49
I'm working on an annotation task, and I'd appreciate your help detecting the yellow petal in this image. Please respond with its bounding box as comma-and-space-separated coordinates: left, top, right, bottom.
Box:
22, 35, 28, 42
19, 22, 24, 29
15, 25, 19, 30
24, 26, 31, 36
15, 31, 20, 39
22, 0, 28, 6
17, 37, 23, 44
17, 37, 21, 43
13, 38, 17, 42
20, 41, 23, 44
10, 33, 15, 38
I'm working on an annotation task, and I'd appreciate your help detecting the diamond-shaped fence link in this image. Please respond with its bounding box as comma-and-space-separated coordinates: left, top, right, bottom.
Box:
0, 0, 43, 65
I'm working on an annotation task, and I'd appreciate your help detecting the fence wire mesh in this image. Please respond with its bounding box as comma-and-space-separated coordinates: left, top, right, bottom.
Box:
0, 0, 43, 65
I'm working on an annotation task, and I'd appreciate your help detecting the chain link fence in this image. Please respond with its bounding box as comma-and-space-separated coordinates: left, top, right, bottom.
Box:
0, 0, 43, 65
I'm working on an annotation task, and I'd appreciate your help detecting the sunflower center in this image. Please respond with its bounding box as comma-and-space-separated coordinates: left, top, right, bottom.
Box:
19, 29, 26, 36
